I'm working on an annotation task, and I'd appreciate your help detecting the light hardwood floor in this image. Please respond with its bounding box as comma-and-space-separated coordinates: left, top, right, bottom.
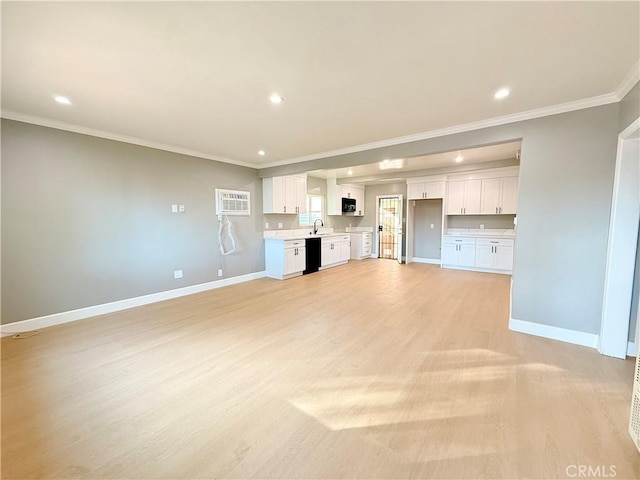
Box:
2, 261, 638, 479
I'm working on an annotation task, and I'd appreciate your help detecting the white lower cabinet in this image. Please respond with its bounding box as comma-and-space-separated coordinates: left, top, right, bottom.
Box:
442, 236, 514, 274
265, 239, 306, 279
442, 237, 476, 267
350, 232, 372, 260
321, 235, 350, 268
475, 238, 514, 271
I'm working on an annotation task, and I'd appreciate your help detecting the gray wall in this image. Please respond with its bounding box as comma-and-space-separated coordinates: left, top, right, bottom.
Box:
260, 104, 620, 336
619, 81, 639, 133
1, 120, 265, 324
413, 199, 443, 259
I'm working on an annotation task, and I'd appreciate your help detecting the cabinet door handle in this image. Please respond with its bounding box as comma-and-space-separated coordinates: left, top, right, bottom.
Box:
496, 207, 498, 214
284, 206, 286, 213
499, 206, 502, 214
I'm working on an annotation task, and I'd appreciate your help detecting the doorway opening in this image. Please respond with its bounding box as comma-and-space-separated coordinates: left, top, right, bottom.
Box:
376, 195, 403, 262
600, 118, 640, 359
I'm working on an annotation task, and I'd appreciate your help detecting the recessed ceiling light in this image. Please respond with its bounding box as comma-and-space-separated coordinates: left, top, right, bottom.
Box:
269, 93, 283, 104
379, 158, 404, 170
53, 95, 72, 105
258, 150, 266, 156
347, 168, 354, 176
494, 88, 510, 100
455, 155, 464, 163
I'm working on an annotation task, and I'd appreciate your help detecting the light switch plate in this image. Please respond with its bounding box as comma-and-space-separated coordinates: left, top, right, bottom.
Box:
171, 204, 178, 213
174, 270, 183, 279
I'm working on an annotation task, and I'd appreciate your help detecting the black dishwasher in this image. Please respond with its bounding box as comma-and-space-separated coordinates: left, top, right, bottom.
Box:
304, 237, 321, 274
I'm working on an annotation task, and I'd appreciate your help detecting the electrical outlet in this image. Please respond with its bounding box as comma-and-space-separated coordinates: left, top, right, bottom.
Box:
171, 204, 178, 213
217, 269, 223, 277
278, 222, 283, 229
430, 223, 435, 229
174, 270, 183, 279
480, 224, 485, 229
179, 204, 185, 213
265, 222, 269, 229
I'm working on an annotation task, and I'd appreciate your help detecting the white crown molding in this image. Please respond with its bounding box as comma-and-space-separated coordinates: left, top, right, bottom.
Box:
0, 110, 260, 169
261, 92, 620, 168
615, 60, 640, 101
3, 84, 629, 172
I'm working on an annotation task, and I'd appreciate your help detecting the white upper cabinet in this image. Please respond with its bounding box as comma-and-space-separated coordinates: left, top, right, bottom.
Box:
446, 179, 481, 215
263, 174, 307, 214
480, 176, 519, 215
499, 177, 519, 214
407, 181, 445, 200
327, 180, 365, 216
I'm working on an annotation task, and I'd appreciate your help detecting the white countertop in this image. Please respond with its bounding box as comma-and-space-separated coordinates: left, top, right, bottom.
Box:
444, 228, 516, 239
263, 228, 350, 241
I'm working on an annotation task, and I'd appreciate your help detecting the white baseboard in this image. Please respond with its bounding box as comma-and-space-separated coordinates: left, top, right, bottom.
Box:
443, 264, 512, 275
0, 271, 267, 335
509, 318, 599, 349
628, 341, 638, 356
411, 257, 441, 265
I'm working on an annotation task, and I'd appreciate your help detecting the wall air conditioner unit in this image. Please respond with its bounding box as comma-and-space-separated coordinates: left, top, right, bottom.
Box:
631, 350, 640, 452
215, 189, 251, 216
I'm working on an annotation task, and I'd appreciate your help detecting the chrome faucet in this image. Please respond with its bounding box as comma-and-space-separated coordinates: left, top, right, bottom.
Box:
313, 218, 324, 235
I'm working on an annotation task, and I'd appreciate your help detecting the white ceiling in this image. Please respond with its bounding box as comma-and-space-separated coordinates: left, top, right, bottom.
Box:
2, 2, 638, 168
310, 141, 522, 183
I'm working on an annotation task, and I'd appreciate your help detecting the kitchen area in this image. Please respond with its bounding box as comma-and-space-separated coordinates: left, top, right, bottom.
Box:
262, 141, 521, 280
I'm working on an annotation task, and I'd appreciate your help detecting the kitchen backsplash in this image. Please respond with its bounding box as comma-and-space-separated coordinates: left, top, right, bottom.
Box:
262, 213, 365, 231
447, 214, 516, 230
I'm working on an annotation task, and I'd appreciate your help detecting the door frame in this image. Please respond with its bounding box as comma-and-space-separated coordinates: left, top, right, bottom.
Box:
599, 117, 640, 359
375, 194, 403, 262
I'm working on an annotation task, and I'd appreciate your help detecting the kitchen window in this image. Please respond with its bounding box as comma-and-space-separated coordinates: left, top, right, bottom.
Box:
299, 195, 324, 226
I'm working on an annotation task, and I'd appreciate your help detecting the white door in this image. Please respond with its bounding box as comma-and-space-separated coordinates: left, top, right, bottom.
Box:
446, 181, 465, 215
459, 244, 476, 267
407, 183, 425, 200
294, 176, 308, 214
272, 176, 287, 214
480, 178, 501, 215
475, 245, 494, 268
495, 246, 514, 271
321, 242, 332, 267
284, 247, 297, 274
463, 180, 482, 215
376, 195, 404, 262
442, 243, 458, 265
500, 177, 519, 214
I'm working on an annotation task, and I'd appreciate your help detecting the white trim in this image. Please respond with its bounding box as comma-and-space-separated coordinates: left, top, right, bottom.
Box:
261, 93, 619, 167
628, 342, 638, 357
0, 271, 266, 335
411, 257, 441, 265
615, 60, 640, 101
442, 265, 512, 275
599, 116, 640, 359
509, 318, 599, 349
0, 111, 257, 169
4, 88, 629, 172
